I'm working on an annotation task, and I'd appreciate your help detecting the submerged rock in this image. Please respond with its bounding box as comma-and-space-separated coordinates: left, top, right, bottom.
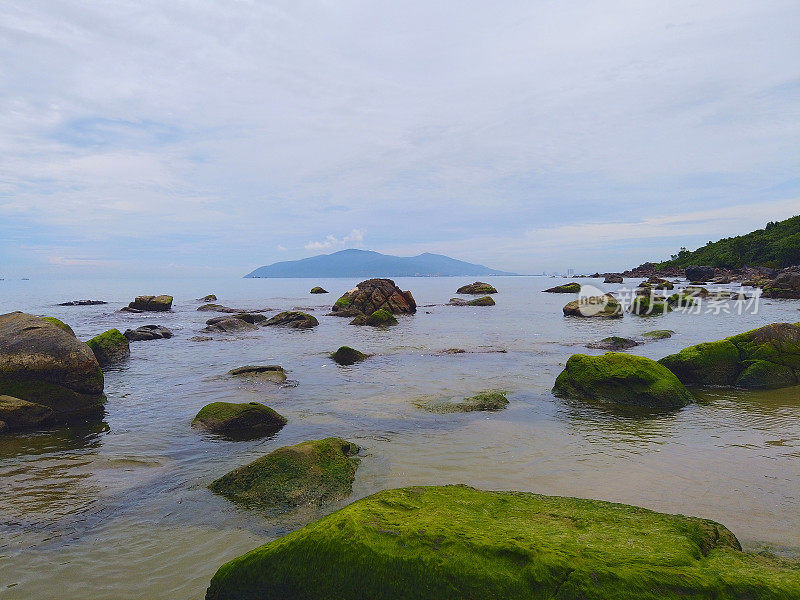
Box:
563, 295, 622, 318
123, 325, 173, 341
685, 265, 716, 282
417, 392, 508, 413
642, 329, 674, 340
126, 295, 173, 312
192, 402, 286, 440
553, 352, 693, 409
57, 300, 107, 306
330, 346, 368, 365
204, 484, 800, 600
448, 296, 496, 307
603, 274, 624, 283
350, 308, 398, 326
310, 286, 328, 294
0, 395, 54, 431
543, 282, 581, 293
228, 365, 286, 383
629, 296, 671, 316
0, 312, 105, 420
86, 329, 130, 366
263, 311, 318, 329
659, 322, 800, 389
198, 294, 217, 302
586, 336, 640, 351
331, 278, 416, 316
203, 315, 259, 333
208, 437, 360, 511
456, 281, 498, 294
41, 316, 75, 336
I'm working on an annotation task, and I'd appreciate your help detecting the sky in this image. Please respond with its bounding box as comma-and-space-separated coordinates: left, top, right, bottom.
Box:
1, 0, 798, 278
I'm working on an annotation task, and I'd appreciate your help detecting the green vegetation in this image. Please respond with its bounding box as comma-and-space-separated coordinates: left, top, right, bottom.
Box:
330, 346, 368, 365
655, 215, 800, 269
553, 352, 693, 409
563, 295, 622, 318
206, 485, 800, 600
192, 401, 286, 439
417, 392, 508, 413
365, 308, 398, 325
467, 296, 495, 306
41, 316, 75, 336
544, 282, 581, 293
310, 286, 328, 294
642, 329, 674, 340
86, 329, 130, 366
630, 296, 671, 316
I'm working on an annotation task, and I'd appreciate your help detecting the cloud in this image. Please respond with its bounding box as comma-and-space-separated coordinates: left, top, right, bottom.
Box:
305, 229, 365, 251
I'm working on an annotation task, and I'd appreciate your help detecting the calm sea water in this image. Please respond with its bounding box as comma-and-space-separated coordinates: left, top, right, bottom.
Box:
1, 276, 799, 599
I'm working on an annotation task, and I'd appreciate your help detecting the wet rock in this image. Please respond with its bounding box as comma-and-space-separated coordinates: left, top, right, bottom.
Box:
331, 278, 416, 316
57, 300, 107, 306
543, 282, 581, 293
41, 316, 75, 336
629, 296, 671, 316
126, 295, 173, 311
563, 295, 622, 318
684, 286, 710, 298
192, 401, 286, 440
448, 296, 496, 307
685, 266, 715, 282
198, 294, 217, 302
203, 315, 258, 333
553, 352, 693, 409
330, 346, 368, 365
190, 336, 214, 342
642, 329, 674, 340
586, 336, 640, 351
456, 282, 498, 294
228, 365, 287, 383
123, 325, 173, 341
310, 287, 328, 294
603, 274, 624, 284
208, 438, 361, 511
417, 392, 508, 413
263, 311, 318, 329
350, 309, 398, 326
206, 485, 799, 600
762, 269, 800, 299
659, 322, 800, 389
0, 395, 54, 431
0, 312, 105, 420
86, 329, 130, 366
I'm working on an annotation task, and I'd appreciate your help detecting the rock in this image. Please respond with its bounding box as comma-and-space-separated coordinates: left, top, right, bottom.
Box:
198, 294, 217, 302
659, 322, 800, 389
448, 296, 496, 307
0, 312, 104, 419
331, 346, 368, 365
655, 281, 675, 290
586, 336, 640, 350
685, 265, 716, 282
198, 304, 269, 314
667, 293, 698, 308
684, 286, 710, 297
642, 329, 674, 340
228, 365, 287, 383
0, 395, 54, 431
123, 325, 173, 341
57, 300, 107, 306
208, 438, 360, 511
331, 278, 416, 316
126, 295, 173, 311
190, 336, 213, 342
456, 282, 498, 294
417, 392, 508, 413
553, 352, 693, 409
86, 329, 130, 366
603, 274, 624, 283
563, 295, 622, 318
310, 287, 328, 294
192, 402, 286, 440
629, 296, 671, 316
205, 485, 800, 600
263, 311, 318, 329
120, 306, 143, 313
350, 308, 398, 326
543, 282, 581, 293
762, 269, 800, 299
41, 316, 75, 336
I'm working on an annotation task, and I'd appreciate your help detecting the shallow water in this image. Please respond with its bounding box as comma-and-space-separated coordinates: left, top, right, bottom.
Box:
1, 276, 799, 599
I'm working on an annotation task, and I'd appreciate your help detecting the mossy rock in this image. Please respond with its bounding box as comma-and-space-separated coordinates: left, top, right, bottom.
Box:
205, 484, 800, 600
41, 317, 75, 336
630, 296, 671, 316
586, 336, 640, 351
127, 294, 173, 311
198, 294, 217, 302
643, 329, 674, 340
310, 287, 328, 294
351, 309, 398, 326
263, 311, 319, 329
655, 281, 675, 290
456, 282, 498, 294
467, 296, 495, 306
563, 295, 622, 318
659, 322, 800, 389
417, 392, 508, 413
553, 352, 693, 410
209, 438, 360, 511
685, 286, 710, 298
86, 329, 130, 366
192, 402, 286, 440
667, 293, 698, 308
228, 365, 286, 383
0, 395, 54, 431
331, 346, 368, 366
543, 282, 581, 293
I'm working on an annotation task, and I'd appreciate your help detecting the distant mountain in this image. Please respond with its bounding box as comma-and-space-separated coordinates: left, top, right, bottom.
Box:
244, 249, 517, 278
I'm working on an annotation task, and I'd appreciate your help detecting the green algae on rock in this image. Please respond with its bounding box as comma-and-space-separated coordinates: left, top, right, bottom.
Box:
263, 311, 319, 329
228, 365, 287, 383
192, 402, 286, 440
331, 278, 416, 316
126, 294, 173, 311
86, 329, 130, 366
0, 312, 105, 420
629, 296, 671, 316
330, 346, 368, 366
586, 336, 640, 351
209, 437, 360, 511
41, 316, 75, 336
309, 286, 328, 294
456, 281, 498, 294
563, 294, 622, 318
350, 308, 398, 326
642, 329, 675, 340
659, 322, 800, 389
0, 395, 54, 431
417, 392, 508, 413
205, 485, 800, 600
543, 282, 581, 293
553, 352, 693, 409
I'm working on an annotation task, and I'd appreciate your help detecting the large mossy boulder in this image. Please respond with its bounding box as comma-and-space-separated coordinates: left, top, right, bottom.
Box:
86, 329, 130, 366
209, 438, 360, 511
0, 312, 104, 419
0, 395, 54, 432
553, 352, 693, 409
263, 311, 319, 329
126, 294, 173, 311
205, 485, 800, 600
456, 281, 498, 294
192, 402, 286, 440
543, 282, 581, 293
563, 294, 622, 318
659, 322, 800, 389
331, 278, 416, 316
350, 308, 398, 326
330, 346, 368, 365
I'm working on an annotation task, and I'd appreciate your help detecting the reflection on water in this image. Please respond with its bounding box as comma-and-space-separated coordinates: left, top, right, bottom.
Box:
1, 275, 799, 599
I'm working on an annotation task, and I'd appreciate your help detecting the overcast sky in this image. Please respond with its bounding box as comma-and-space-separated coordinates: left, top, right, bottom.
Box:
1, 0, 798, 277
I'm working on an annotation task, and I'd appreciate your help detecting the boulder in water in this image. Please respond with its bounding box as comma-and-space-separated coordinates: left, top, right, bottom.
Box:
203, 315, 259, 333
123, 325, 173, 341
350, 309, 398, 326
41, 316, 75, 336
543, 282, 581, 293
0, 395, 54, 431
417, 392, 508, 413
456, 282, 498, 294
603, 274, 624, 283
310, 286, 328, 294
331, 279, 416, 316
126, 295, 173, 311
58, 300, 107, 306
586, 336, 640, 351
198, 294, 217, 302
86, 329, 130, 366
228, 365, 286, 383
563, 295, 622, 318
330, 346, 368, 365
685, 265, 715, 282
263, 311, 318, 329
192, 402, 286, 440
762, 269, 800, 299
